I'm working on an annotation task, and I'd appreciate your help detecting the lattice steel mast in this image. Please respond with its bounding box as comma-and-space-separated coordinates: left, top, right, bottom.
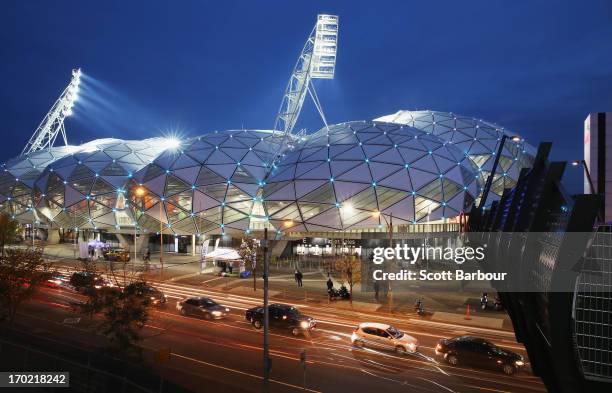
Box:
271, 15, 339, 161
21, 68, 81, 156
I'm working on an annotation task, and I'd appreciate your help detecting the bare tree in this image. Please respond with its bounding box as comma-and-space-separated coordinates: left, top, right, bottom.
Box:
76, 261, 151, 358
0, 213, 19, 257
238, 237, 262, 291
0, 247, 51, 324
334, 255, 361, 302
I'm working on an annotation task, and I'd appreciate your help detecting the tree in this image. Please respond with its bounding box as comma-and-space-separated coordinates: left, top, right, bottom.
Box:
76, 260, 151, 357
334, 255, 361, 301
0, 213, 19, 256
98, 281, 150, 356
0, 247, 51, 324
238, 237, 262, 291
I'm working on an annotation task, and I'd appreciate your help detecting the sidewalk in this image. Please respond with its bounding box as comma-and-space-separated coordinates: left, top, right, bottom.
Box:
42, 245, 513, 331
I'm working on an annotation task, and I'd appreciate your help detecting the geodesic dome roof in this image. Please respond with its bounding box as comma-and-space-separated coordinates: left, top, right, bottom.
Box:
262, 121, 479, 232
32, 138, 170, 229
375, 110, 536, 199
127, 129, 282, 235
0, 145, 76, 221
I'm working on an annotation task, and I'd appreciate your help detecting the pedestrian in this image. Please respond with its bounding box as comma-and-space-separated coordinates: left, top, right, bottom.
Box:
373, 280, 380, 302
228, 261, 233, 274
294, 269, 299, 284
296, 270, 303, 287
144, 248, 151, 262
326, 277, 333, 291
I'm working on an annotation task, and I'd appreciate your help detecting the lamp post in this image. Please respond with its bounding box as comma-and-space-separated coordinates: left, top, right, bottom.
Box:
262, 228, 270, 393
160, 199, 164, 279
571, 160, 601, 221
134, 186, 164, 278
478, 134, 522, 210
571, 160, 596, 195
373, 211, 394, 313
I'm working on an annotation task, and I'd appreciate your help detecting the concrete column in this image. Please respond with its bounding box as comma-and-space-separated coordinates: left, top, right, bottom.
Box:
192, 234, 196, 256
47, 229, 60, 244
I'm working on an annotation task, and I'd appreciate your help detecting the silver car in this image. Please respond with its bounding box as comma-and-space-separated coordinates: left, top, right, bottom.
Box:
351, 322, 418, 354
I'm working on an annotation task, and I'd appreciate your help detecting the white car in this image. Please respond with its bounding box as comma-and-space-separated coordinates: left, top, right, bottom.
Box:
351, 322, 418, 354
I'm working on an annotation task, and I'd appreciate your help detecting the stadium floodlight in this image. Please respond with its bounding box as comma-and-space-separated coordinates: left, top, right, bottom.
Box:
21, 68, 82, 156
311, 14, 339, 79
271, 14, 339, 165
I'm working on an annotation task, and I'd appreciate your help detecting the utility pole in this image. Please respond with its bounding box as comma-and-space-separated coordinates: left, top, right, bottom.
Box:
300, 350, 307, 391
388, 214, 393, 314
160, 200, 164, 279
263, 228, 271, 393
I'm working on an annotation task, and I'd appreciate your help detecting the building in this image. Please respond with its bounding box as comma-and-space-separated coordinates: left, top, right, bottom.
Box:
584, 112, 612, 221
376, 110, 536, 203
468, 142, 610, 392
0, 118, 537, 244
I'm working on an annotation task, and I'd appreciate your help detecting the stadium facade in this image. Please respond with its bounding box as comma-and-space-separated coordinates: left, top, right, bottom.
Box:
1, 116, 535, 241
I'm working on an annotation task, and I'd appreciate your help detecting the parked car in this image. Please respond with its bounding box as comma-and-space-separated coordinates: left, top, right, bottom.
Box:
351, 322, 418, 354
103, 248, 131, 262
69, 272, 113, 293
176, 297, 229, 319
245, 303, 316, 336
435, 336, 524, 375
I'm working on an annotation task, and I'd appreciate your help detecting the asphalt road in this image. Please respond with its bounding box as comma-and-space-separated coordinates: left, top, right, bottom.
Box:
15, 279, 547, 393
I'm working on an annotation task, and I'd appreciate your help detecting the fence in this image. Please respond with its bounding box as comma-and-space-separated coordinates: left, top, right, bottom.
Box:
0, 329, 189, 393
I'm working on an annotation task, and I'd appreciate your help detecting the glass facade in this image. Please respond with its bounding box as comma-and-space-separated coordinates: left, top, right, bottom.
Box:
1, 115, 533, 235
32, 138, 170, 230
0, 145, 76, 221
126, 130, 281, 235
375, 110, 537, 199
263, 121, 479, 231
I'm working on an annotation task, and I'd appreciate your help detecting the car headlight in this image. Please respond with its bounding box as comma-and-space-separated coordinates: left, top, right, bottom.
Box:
408, 343, 416, 351
515, 360, 524, 366
225, 308, 230, 312
94, 285, 102, 289
300, 321, 309, 329
212, 311, 222, 316
150, 297, 156, 300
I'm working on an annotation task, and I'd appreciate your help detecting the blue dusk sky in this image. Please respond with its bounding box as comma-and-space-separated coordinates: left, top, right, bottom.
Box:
1, 0, 611, 192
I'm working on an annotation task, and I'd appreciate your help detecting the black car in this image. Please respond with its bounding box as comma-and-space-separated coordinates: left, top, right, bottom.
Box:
176, 297, 229, 319
69, 272, 113, 293
125, 283, 167, 306
245, 303, 316, 336
435, 336, 525, 375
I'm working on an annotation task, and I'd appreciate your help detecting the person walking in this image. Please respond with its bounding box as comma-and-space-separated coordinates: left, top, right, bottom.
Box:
294, 269, 299, 285
296, 270, 303, 287
326, 277, 334, 300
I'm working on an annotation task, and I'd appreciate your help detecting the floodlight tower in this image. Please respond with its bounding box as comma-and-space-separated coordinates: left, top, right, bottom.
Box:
21, 68, 81, 156
271, 15, 339, 160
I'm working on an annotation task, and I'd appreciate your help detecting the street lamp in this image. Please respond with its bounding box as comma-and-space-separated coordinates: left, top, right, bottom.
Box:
134, 186, 164, 278
478, 134, 522, 210
571, 160, 596, 194
373, 210, 394, 313
571, 160, 602, 222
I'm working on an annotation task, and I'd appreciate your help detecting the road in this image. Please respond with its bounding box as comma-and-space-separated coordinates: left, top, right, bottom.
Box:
16, 276, 547, 393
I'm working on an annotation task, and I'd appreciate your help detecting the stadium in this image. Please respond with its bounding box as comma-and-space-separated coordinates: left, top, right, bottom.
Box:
0, 15, 535, 254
